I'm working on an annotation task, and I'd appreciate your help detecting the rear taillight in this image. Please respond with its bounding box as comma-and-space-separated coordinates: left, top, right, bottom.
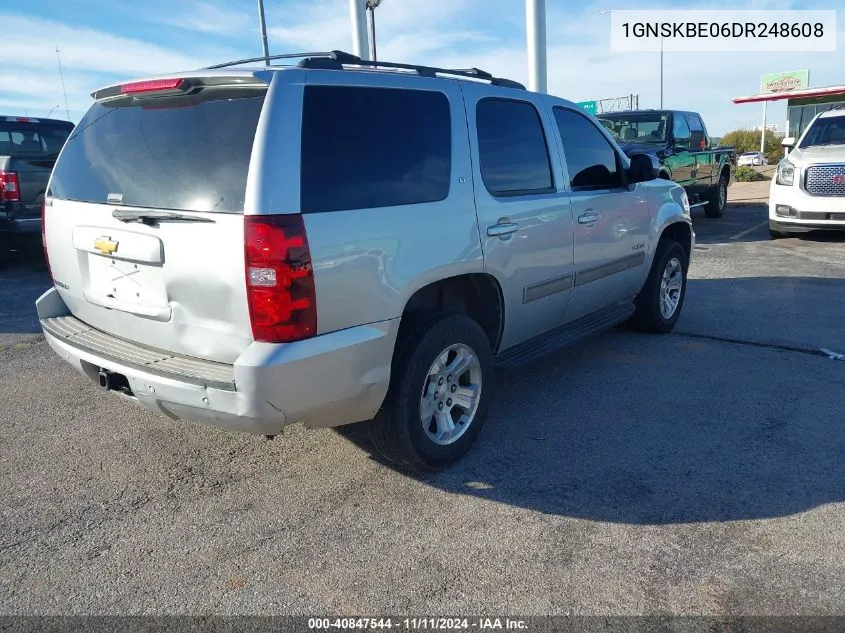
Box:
42, 199, 52, 280
0, 171, 20, 202
245, 215, 316, 343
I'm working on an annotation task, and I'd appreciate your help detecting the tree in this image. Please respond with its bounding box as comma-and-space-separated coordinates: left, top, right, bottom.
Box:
721, 129, 785, 165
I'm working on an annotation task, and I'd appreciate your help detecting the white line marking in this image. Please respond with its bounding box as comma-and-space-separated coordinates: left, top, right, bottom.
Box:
729, 220, 769, 241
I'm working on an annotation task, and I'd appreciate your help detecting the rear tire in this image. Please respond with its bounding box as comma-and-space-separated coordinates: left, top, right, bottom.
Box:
630, 240, 688, 334
364, 313, 494, 472
705, 171, 728, 218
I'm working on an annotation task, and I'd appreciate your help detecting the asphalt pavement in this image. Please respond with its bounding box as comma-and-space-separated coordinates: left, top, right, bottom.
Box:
1, 198, 844, 616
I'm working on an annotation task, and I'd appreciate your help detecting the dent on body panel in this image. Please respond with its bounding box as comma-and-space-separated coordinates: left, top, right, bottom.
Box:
309, 210, 484, 334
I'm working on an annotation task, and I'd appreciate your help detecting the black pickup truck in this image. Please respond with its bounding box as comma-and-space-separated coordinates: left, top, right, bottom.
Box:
0, 116, 74, 268
597, 109, 736, 218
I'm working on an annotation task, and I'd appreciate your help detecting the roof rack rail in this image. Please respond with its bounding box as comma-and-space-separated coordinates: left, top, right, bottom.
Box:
205, 50, 362, 70
205, 50, 526, 90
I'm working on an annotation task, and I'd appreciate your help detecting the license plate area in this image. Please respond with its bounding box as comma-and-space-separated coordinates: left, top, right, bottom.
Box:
86, 253, 168, 311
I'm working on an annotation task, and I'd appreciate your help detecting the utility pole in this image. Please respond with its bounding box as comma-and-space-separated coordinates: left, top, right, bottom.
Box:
526, 0, 547, 93
659, 35, 664, 108
257, 0, 270, 65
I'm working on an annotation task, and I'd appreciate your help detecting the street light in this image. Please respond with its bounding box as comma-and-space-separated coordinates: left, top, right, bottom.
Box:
366, 0, 383, 62
598, 10, 663, 108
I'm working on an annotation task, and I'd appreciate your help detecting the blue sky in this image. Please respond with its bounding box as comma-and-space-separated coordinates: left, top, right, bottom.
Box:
1, 0, 841, 135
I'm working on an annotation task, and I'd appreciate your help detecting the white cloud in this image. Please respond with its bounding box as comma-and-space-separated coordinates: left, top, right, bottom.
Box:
156, 0, 254, 36
0, 11, 246, 121
3, 0, 844, 135
0, 14, 215, 77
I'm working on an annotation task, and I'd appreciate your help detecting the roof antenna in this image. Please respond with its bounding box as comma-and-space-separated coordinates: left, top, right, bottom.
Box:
257, 0, 270, 65
55, 46, 71, 121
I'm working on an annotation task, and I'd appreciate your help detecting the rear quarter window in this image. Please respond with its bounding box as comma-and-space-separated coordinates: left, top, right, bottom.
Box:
300, 85, 452, 213
48, 88, 265, 213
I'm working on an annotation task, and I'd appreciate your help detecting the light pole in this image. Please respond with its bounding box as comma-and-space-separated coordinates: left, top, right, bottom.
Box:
349, 0, 370, 60
526, 0, 547, 93
598, 10, 662, 108
257, 0, 270, 65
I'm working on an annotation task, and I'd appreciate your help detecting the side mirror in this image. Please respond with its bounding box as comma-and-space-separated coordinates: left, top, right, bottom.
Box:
782, 137, 796, 148
628, 153, 659, 185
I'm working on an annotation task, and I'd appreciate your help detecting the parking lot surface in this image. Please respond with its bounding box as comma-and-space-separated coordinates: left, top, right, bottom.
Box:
1, 203, 844, 615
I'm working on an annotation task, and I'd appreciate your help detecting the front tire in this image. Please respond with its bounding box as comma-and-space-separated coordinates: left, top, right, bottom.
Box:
769, 226, 789, 240
364, 313, 495, 472
630, 240, 688, 334
705, 171, 728, 218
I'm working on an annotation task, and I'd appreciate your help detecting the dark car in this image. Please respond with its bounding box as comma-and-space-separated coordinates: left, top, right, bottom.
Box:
597, 109, 736, 218
0, 116, 75, 267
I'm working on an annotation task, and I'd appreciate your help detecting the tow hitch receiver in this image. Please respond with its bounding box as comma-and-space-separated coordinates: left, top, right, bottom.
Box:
98, 368, 132, 394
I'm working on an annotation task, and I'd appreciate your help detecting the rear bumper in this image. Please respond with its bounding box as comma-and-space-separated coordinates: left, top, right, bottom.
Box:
0, 204, 41, 234
36, 287, 398, 436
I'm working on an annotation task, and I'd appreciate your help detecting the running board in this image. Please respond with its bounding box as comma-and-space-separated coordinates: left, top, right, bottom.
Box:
495, 302, 636, 370
688, 201, 709, 209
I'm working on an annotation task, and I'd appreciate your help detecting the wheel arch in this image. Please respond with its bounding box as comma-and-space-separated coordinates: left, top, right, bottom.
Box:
396, 273, 505, 355
658, 221, 693, 262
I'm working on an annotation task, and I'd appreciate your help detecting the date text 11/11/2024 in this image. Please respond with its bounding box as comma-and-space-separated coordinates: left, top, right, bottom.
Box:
308, 618, 529, 630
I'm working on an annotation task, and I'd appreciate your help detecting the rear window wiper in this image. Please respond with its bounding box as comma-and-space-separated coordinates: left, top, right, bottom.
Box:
112, 209, 216, 224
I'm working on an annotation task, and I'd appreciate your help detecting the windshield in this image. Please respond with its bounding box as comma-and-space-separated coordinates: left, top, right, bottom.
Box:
799, 115, 845, 148
0, 123, 73, 157
597, 113, 670, 144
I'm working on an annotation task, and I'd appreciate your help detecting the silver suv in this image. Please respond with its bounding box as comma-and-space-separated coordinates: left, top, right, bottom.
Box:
37, 51, 693, 471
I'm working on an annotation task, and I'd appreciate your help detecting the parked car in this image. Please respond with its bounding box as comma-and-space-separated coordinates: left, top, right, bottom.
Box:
36, 51, 693, 471
597, 109, 736, 218
738, 151, 768, 167
770, 109, 845, 239
0, 116, 74, 268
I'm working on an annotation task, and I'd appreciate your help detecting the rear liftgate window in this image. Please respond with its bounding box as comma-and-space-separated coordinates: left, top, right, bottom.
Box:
48, 88, 266, 213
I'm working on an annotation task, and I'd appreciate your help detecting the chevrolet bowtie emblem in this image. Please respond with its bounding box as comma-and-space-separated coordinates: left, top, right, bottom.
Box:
94, 236, 119, 255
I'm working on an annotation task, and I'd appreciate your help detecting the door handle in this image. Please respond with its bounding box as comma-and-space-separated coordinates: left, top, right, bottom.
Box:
487, 222, 519, 238
577, 212, 600, 225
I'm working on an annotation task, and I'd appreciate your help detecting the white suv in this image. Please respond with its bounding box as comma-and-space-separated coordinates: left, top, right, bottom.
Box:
770, 109, 845, 239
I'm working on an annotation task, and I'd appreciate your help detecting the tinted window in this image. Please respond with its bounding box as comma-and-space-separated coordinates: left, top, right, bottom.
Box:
49, 88, 265, 213
554, 108, 621, 190
476, 99, 553, 196
685, 114, 704, 132
672, 115, 691, 143
301, 86, 451, 213
0, 123, 72, 157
